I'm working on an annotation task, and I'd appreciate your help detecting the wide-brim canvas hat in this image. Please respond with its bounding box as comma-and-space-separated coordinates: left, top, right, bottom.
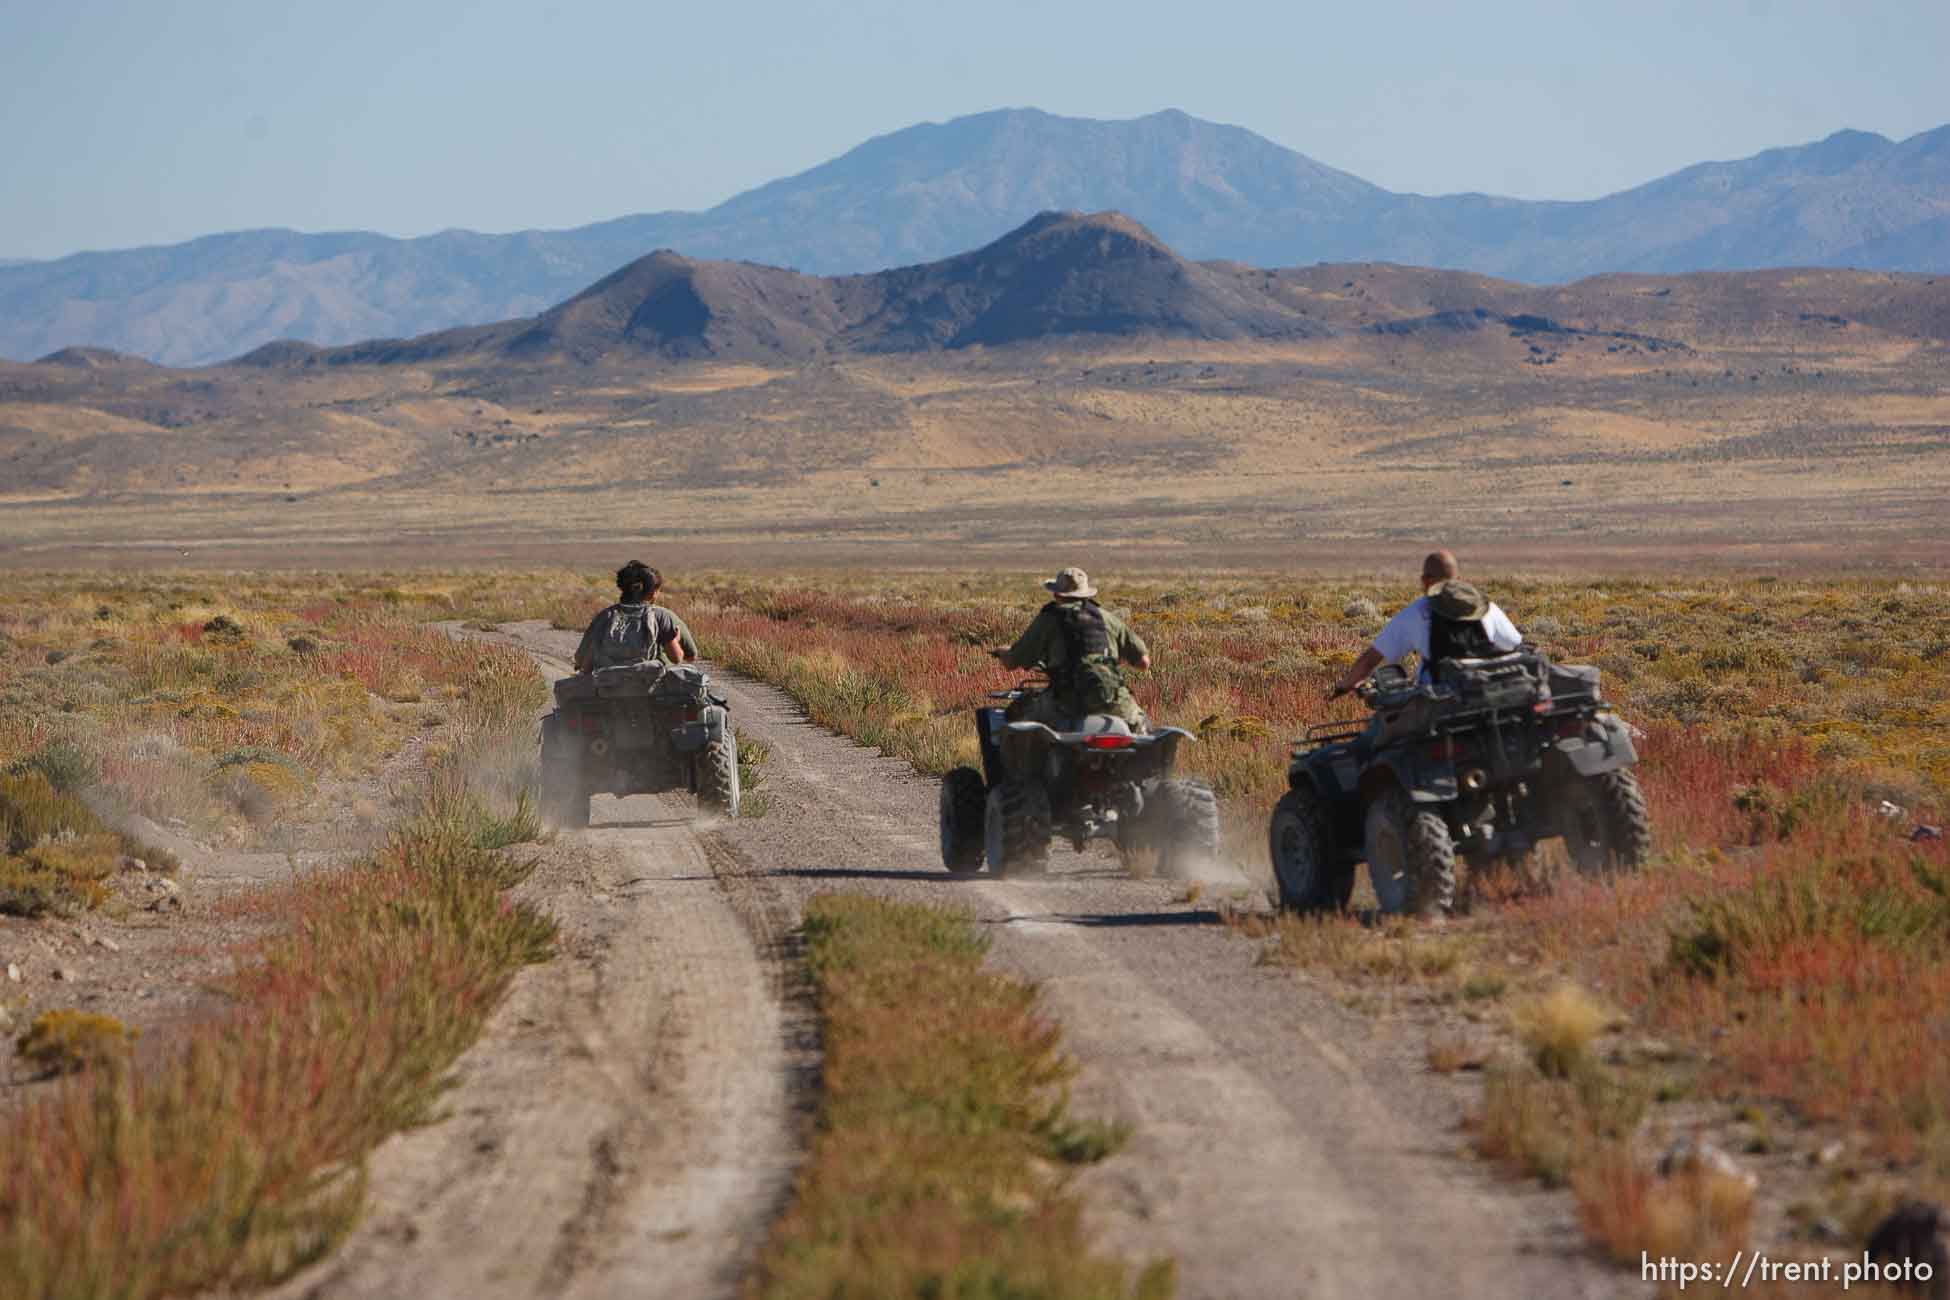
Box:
1043, 566, 1097, 599
1429, 579, 1489, 621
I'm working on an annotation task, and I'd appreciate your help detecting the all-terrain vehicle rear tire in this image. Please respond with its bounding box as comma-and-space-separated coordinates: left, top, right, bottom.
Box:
1364, 787, 1456, 917
1269, 785, 1354, 912
697, 732, 741, 818
1148, 778, 1221, 878
1554, 767, 1652, 875
540, 714, 590, 830
984, 780, 1051, 876
939, 767, 988, 874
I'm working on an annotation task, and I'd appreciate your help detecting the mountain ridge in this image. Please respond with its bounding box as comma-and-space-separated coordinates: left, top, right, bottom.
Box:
297, 211, 1331, 366
5, 109, 1948, 365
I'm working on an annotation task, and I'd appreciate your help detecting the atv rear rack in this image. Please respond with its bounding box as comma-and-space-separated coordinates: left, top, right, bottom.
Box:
1297, 719, 1367, 749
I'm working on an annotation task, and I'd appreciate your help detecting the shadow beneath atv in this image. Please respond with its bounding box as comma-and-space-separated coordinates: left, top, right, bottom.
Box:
989, 910, 1229, 929
768, 866, 978, 883
585, 818, 698, 830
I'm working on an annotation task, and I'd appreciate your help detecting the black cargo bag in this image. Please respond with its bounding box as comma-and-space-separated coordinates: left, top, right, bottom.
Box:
1545, 661, 1602, 705
1439, 650, 1546, 711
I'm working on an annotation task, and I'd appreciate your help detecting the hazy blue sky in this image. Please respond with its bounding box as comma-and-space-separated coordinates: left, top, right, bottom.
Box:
4, 0, 1947, 260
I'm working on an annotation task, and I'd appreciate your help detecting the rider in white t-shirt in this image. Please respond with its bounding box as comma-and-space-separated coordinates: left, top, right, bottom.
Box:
1329, 550, 1523, 697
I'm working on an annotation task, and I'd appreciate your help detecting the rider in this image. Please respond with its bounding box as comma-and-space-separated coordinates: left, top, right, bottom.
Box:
992, 566, 1152, 731
573, 561, 689, 673
1328, 549, 1522, 699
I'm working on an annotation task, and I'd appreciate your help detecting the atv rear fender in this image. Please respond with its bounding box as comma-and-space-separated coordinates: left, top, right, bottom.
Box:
670, 703, 729, 754
1548, 716, 1637, 777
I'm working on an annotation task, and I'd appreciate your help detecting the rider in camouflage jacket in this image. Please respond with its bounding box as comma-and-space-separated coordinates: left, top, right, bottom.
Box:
994, 567, 1151, 730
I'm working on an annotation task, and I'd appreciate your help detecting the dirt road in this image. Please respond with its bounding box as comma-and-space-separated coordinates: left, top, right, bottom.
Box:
277, 622, 1632, 1300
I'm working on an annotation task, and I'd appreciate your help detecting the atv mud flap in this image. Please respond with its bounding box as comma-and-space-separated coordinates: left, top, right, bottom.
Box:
670, 704, 729, 753
1551, 727, 1637, 776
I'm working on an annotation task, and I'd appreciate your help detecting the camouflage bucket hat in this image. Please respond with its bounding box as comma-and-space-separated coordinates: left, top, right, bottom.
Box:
1429, 579, 1488, 621
1044, 566, 1097, 599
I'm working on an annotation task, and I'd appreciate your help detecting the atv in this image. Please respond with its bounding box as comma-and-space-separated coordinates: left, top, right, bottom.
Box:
539, 660, 739, 827
938, 677, 1220, 876
1269, 649, 1650, 915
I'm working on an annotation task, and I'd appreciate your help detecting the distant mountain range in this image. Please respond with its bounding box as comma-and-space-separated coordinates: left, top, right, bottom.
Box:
5, 107, 1947, 365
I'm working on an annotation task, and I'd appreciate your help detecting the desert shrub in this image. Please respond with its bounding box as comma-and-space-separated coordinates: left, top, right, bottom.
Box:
1512, 984, 1609, 1079
200, 614, 248, 643
5, 739, 98, 793
1665, 832, 1950, 981
211, 745, 306, 775
0, 770, 179, 916
414, 777, 541, 851
1572, 1141, 1753, 1267
1341, 597, 1379, 621
15, 1010, 138, 1075
216, 761, 314, 824
0, 771, 102, 850
0, 857, 74, 918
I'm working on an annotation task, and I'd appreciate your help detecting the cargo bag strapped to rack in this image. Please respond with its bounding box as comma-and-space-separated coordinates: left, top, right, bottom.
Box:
553, 660, 669, 706
592, 660, 669, 699
552, 661, 713, 709
652, 664, 710, 706
1436, 650, 1547, 712
1545, 661, 1602, 706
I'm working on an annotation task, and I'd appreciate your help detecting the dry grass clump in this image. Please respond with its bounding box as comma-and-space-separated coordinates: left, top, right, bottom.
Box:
14, 1010, 139, 1076
1512, 983, 1610, 1079
1472, 1054, 1650, 1188
1252, 911, 1474, 992
0, 770, 178, 916
1572, 1141, 1754, 1269
758, 893, 1172, 1300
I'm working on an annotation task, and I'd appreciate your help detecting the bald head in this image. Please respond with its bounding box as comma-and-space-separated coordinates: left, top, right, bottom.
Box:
1421, 549, 1459, 589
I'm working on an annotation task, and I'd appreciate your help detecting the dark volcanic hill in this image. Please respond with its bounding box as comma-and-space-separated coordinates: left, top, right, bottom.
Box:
320, 212, 1326, 365
5, 108, 1949, 365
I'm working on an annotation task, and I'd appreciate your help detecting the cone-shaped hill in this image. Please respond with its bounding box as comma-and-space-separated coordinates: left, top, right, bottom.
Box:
831, 210, 1323, 350
302, 211, 1326, 366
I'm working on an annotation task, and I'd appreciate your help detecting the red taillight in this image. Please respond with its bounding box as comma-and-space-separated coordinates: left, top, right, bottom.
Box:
1555, 715, 1585, 740
1427, 737, 1455, 761
1083, 734, 1136, 750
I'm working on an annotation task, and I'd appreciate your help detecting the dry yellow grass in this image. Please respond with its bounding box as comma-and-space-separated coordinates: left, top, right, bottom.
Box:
1512, 984, 1611, 1079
